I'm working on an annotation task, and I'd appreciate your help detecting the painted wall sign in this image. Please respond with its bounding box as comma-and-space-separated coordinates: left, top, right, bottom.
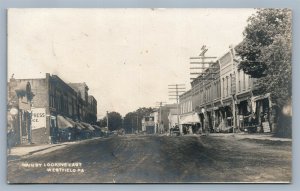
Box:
31, 108, 46, 130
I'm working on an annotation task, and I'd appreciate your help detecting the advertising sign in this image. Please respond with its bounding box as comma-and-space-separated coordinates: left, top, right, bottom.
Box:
31, 108, 46, 130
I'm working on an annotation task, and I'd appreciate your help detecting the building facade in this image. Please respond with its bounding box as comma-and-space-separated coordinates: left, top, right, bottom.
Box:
8, 73, 98, 144
179, 45, 275, 134
179, 60, 221, 134
149, 104, 177, 134
7, 81, 33, 146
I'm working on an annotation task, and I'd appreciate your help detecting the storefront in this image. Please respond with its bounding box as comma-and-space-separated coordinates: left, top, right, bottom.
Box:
252, 93, 272, 133
206, 107, 214, 132
179, 113, 201, 134
57, 115, 74, 142
236, 99, 252, 131
7, 81, 33, 146
215, 100, 233, 133
212, 106, 222, 132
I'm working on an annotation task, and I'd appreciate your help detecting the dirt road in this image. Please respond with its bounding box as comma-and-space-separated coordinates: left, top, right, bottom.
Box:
7, 134, 291, 183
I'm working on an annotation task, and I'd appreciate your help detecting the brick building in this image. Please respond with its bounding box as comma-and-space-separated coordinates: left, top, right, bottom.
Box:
8, 73, 98, 144
180, 45, 275, 134
179, 60, 220, 133
87, 96, 97, 123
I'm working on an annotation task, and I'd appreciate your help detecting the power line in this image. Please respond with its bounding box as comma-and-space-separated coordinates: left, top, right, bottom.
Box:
189, 45, 217, 82
168, 84, 186, 127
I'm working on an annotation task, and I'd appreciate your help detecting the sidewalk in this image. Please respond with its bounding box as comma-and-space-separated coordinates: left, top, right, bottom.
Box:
9, 143, 67, 157
7, 137, 103, 160
161, 132, 291, 142
209, 132, 292, 142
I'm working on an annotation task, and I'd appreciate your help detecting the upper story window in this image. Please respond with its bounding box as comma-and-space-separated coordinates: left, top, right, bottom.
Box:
229, 74, 232, 95
226, 76, 229, 97
243, 72, 246, 90
238, 70, 241, 92
222, 78, 225, 98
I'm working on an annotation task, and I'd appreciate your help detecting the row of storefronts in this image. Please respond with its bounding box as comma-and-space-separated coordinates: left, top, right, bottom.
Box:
177, 46, 277, 135
7, 73, 99, 146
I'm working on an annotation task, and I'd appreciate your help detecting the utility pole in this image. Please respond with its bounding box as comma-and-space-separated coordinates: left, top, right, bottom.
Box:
136, 114, 139, 133
189, 45, 217, 81
189, 45, 217, 134
106, 111, 109, 131
168, 84, 186, 129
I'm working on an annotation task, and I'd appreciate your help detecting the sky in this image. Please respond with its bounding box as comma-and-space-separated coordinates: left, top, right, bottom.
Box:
8, 8, 255, 118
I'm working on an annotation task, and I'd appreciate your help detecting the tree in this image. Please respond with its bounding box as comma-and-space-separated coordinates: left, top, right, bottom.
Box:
123, 112, 138, 134
96, 118, 106, 127
97, 111, 123, 131
123, 107, 155, 133
235, 9, 292, 136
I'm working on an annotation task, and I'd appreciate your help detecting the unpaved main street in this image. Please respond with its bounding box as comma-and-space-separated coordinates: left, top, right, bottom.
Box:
7, 134, 291, 183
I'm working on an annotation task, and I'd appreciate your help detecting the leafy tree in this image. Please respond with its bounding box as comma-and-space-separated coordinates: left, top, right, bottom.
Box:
97, 111, 123, 131
123, 107, 155, 133
123, 112, 138, 134
235, 9, 292, 136
96, 118, 106, 127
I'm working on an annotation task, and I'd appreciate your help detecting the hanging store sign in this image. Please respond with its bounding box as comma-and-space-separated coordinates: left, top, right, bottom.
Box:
31, 108, 46, 130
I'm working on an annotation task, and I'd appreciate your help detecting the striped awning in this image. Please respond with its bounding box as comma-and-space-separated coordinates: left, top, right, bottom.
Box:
57, 115, 73, 129
92, 125, 101, 130
75, 122, 85, 130
80, 122, 95, 131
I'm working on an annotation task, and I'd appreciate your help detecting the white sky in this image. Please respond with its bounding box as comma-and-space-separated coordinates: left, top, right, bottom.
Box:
8, 8, 255, 118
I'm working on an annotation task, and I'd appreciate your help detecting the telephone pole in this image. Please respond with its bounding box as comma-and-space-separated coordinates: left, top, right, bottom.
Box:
136, 114, 139, 133
189, 45, 217, 81
168, 84, 186, 127
189, 45, 217, 134
106, 111, 109, 131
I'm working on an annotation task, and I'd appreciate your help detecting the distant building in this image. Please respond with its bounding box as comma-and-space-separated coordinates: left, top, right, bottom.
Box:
68, 83, 89, 123
141, 116, 155, 134
87, 96, 97, 123
168, 108, 179, 129
151, 104, 177, 134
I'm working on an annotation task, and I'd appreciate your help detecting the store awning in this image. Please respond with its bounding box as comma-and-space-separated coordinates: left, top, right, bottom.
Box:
80, 122, 95, 131
57, 115, 73, 129
251, 93, 271, 102
222, 101, 232, 107
65, 117, 76, 126
180, 113, 200, 125
75, 122, 85, 130
92, 125, 101, 130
